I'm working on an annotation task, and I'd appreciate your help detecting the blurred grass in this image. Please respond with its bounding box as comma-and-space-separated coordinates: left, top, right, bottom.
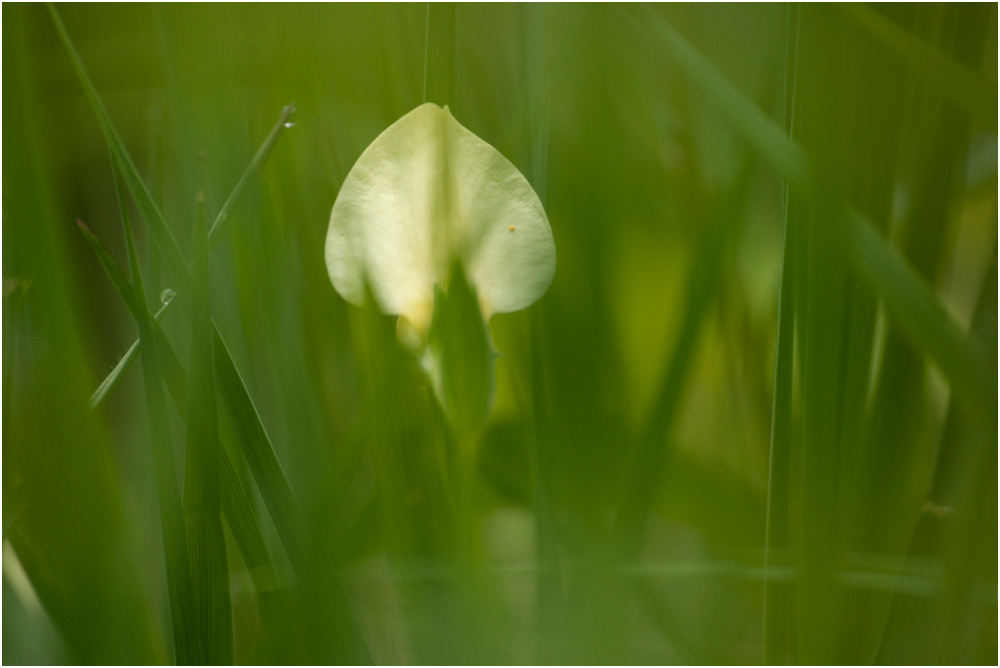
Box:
3, 3, 996, 665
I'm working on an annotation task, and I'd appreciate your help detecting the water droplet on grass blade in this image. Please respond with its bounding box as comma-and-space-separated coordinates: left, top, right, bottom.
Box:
160, 288, 177, 305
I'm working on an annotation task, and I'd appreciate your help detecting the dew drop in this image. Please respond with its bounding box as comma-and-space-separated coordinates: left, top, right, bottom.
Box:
283, 104, 298, 129
160, 288, 177, 306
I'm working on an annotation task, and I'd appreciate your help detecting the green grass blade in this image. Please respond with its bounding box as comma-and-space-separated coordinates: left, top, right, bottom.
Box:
153, 318, 285, 601
842, 3, 996, 127
213, 328, 303, 565
79, 206, 283, 616
183, 161, 233, 664
614, 161, 753, 558
115, 164, 203, 665
624, 2, 991, 423
87, 292, 176, 410
48, 4, 189, 291
624, 5, 811, 189
208, 103, 296, 251
845, 211, 991, 415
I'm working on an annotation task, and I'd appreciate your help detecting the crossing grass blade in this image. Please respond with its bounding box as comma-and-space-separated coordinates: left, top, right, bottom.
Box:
77, 218, 283, 606
87, 292, 175, 410
113, 162, 203, 665
51, 5, 302, 567
213, 329, 303, 565
845, 211, 991, 415
841, 3, 996, 127
183, 160, 233, 664
626, 2, 991, 420
48, 4, 189, 291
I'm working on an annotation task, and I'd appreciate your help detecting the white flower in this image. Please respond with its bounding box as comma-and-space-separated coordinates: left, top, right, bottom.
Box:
325, 103, 556, 338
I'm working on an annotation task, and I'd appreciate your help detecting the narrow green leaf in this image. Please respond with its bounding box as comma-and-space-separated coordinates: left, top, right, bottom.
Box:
213, 328, 303, 565
624, 5, 811, 189
845, 211, 991, 415
626, 2, 991, 425
842, 3, 996, 127
154, 321, 284, 603
208, 104, 296, 251
78, 211, 283, 612
763, 190, 799, 666
87, 291, 175, 411
115, 163, 203, 665
183, 159, 232, 664
48, 4, 189, 291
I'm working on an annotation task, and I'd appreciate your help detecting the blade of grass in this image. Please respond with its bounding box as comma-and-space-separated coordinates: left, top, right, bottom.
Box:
622, 5, 811, 190
213, 329, 303, 566
614, 159, 755, 559
207, 103, 297, 251
114, 162, 203, 665
625, 3, 990, 420
52, 6, 302, 565
48, 4, 189, 291
183, 158, 233, 664
842, 3, 996, 127
87, 290, 175, 410
77, 212, 283, 609
845, 210, 991, 415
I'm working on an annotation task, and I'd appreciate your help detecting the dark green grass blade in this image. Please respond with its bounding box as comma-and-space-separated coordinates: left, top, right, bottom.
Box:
183, 163, 233, 664
77, 202, 283, 609
842, 3, 996, 127
114, 163, 203, 665
213, 329, 303, 565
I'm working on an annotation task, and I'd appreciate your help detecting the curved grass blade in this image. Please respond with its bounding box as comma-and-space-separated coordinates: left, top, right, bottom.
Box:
183, 162, 232, 664
842, 3, 996, 127
622, 5, 811, 189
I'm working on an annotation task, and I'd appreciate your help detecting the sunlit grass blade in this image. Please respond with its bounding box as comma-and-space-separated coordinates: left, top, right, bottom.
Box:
183, 160, 233, 664
114, 163, 203, 665
213, 329, 303, 565
208, 103, 297, 251
842, 3, 996, 127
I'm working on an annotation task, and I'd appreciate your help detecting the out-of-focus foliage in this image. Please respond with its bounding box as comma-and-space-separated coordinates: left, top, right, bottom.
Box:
3, 3, 995, 665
